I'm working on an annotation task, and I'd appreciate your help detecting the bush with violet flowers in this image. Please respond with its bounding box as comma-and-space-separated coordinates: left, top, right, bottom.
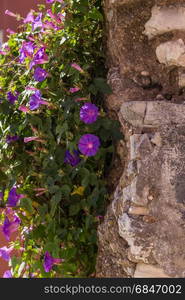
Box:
0, 0, 122, 278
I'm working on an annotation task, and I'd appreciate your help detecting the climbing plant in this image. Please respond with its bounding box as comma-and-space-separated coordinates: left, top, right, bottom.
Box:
0, 0, 122, 277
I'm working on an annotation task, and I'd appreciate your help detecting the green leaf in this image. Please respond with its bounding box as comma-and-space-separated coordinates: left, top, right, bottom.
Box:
20, 198, 34, 214
61, 184, 71, 198
56, 122, 68, 139
69, 203, 81, 216
89, 8, 103, 21
93, 77, 112, 94
88, 84, 98, 95
89, 173, 98, 186
50, 191, 62, 217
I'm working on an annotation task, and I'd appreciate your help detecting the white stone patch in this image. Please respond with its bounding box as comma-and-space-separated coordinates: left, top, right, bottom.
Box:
144, 5, 185, 39
118, 213, 153, 263
178, 70, 185, 88
134, 263, 170, 278
156, 39, 185, 67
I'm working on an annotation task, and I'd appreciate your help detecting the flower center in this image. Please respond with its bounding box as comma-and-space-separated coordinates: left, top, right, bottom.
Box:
87, 142, 93, 149
88, 110, 95, 116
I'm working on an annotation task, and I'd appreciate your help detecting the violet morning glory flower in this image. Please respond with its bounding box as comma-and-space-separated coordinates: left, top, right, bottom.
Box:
1, 216, 21, 241
26, 86, 38, 91
80, 102, 99, 124
32, 13, 43, 31
23, 10, 34, 24
7, 187, 24, 207
64, 150, 81, 167
44, 21, 60, 31
29, 90, 49, 110
6, 28, 16, 35
47, 9, 62, 24
34, 67, 48, 82
6, 135, 19, 144
69, 87, 80, 93
24, 136, 39, 143
0, 50, 7, 55
7, 91, 18, 104
18, 105, 30, 113
43, 251, 62, 272
19, 41, 35, 63
3, 270, 12, 278
78, 134, 100, 157
29, 91, 41, 110
30, 47, 48, 69
0, 246, 13, 261
71, 63, 84, 73
46, 0, 64, 3
5, 10, 17, 18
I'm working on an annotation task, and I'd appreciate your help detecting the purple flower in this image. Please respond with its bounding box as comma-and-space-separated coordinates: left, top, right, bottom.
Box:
30, 47, 48, 69
69, 87, 80, 93
78, 134, 100, 157
43, 251, 62, 272
47, 9, 62, 24
19, 41, 35, 63
7, 92, 18, 104
24, 11, 34, 24
32, 13, 43, 31
18, 105, 29, 113
64, 150, 81, 167
44, 21, 59, 30
46, 0, 64, 3
34, 67, 48, 82
1, 216, 21, 241
3, 270, 12, 278
7, 187, 24, 207
7, 28, 16, 35
29, 90, 49, 110
6, 135, 19, 144
0, 192, 3, 200
0, 50, 7, 55
0, 246, 13, 261
71, 63, 84, 73
5, 10, 17, 18
29, 90, 42, 110
80, 103, 99, 124
24, 136, 40, 143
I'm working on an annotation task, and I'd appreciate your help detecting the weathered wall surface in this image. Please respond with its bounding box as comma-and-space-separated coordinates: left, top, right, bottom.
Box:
96, 0, 185, 277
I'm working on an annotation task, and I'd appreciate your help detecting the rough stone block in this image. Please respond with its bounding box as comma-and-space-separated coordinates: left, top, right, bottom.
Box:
144, 5, 185, 39
156, 39, 185, 67
134, 263, 170, 278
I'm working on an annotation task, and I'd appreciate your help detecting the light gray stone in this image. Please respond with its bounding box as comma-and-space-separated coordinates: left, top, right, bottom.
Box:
178, 70, 185, 87
128, 206, 149, 215
120, 101, 185, 127
134, 263, 170, 278
118, 213, 154, 263
144, 5, 185, 39
156, 39, 185, 67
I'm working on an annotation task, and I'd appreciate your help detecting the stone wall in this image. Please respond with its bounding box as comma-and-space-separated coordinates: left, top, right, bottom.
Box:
96, 0, 185, 277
